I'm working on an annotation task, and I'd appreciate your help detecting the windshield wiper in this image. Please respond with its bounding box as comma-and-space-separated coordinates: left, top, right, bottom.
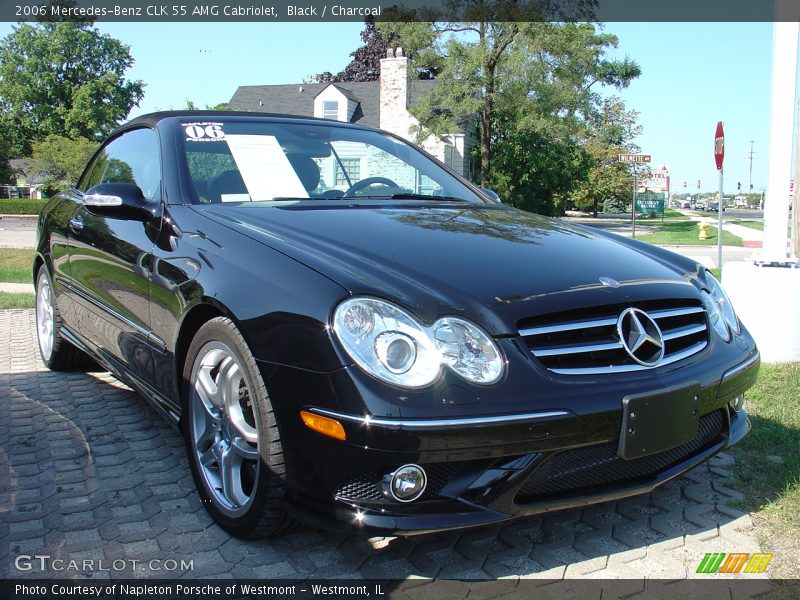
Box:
389, 193, 470, 202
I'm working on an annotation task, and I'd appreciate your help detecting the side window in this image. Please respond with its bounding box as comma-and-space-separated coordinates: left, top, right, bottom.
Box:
77, 140, 117, 193
97, 129, 161, 199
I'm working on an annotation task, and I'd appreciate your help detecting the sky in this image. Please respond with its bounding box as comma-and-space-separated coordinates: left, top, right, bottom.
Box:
0, 21, 789, 195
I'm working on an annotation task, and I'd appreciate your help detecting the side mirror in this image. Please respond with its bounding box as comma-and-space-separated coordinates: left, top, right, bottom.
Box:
480, 188, 502, 204
83, 183, 155, 221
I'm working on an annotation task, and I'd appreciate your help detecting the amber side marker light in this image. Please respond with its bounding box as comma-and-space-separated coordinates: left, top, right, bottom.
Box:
300, 410, 347, 441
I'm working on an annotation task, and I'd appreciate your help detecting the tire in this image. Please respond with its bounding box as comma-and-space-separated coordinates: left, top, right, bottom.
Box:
35, 266, 96, 371
182, 317, 294, 538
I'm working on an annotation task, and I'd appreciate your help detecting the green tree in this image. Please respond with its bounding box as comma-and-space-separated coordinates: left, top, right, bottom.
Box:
0, 21, 144, 156
29, 134, 97, 195
570, 97, 643, 217
0, 136, 15, 184
185, 100, 230, 111
387, 18, 640, 192
487, 111, 591, 215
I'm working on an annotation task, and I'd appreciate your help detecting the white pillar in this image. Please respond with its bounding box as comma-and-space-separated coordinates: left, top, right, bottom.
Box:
759, 20, 799, 263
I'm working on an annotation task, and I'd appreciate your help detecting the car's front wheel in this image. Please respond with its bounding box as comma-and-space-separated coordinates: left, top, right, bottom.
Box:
35, 266, 95, 371
183, 317, 294, 538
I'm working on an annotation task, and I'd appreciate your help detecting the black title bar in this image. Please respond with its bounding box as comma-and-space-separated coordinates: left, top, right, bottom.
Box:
2, 0, 800, 23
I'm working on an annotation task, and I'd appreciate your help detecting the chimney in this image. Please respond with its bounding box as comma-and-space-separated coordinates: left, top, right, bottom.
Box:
379, 47, 409, 134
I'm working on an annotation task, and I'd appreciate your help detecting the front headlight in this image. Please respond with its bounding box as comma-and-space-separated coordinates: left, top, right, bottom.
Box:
700, 272, 740, 342
332, 298, 504, 388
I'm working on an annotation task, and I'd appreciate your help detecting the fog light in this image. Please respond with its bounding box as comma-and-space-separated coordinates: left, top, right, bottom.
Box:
731, 394, 745, 412
384, 464, 427, 502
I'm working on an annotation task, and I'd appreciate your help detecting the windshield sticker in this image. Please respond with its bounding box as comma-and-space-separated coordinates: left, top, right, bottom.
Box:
225, 134, 308, 201
184, 122, 225, 142
220, 193, 251, 203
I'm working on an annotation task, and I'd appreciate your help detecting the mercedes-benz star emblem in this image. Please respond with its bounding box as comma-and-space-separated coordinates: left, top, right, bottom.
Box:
617, 308, 665, 367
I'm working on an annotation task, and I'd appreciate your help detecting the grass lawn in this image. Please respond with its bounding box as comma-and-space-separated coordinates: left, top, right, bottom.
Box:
732, 219, 765, 231
730, 363, 800, 578
0, 291, 35, 309
637, 221, 743, 246
0, 247, 35, 283
661, 208, 690, 220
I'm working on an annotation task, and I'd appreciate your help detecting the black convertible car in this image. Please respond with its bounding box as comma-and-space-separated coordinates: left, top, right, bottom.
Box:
34, 111, 759, 537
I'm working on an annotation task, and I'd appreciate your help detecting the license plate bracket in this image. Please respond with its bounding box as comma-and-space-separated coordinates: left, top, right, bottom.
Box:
618, 383, 701, 460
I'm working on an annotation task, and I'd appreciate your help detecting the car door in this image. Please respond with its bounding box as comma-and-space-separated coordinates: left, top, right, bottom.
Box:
66, 127, 164, 382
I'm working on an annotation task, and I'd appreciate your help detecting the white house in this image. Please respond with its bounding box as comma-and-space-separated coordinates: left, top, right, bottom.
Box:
228, 49, 477, 182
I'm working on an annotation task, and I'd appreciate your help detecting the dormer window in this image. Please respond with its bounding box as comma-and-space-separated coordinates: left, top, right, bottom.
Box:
322, 101, 338, 120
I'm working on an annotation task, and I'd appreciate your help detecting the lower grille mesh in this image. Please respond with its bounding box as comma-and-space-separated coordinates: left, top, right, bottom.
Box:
335, 462, 465, 503
515, 410, 725, 503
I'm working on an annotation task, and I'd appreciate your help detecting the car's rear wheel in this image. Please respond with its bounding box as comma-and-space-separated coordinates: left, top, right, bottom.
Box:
183, 317, 294, 538
35, 266, 95, 371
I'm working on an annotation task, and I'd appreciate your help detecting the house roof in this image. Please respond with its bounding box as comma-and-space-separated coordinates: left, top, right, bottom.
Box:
229, 79, 442, 129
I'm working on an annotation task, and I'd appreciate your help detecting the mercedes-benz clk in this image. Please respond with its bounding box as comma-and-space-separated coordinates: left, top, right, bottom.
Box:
34, 112, 759, 537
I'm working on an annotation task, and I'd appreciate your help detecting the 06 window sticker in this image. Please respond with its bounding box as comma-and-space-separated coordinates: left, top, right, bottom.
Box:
184, 122, 225, 142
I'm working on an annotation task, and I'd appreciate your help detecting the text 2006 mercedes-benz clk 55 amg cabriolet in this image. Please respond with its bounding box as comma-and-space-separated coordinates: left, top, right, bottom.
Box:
34, 111, 759, 537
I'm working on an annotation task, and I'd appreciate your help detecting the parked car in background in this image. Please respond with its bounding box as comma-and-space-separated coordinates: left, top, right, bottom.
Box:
33, 111, 760, 538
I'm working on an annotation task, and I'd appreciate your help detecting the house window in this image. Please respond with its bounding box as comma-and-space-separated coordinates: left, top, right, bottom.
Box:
322, 101, 338, 120
335, 158, 360, 185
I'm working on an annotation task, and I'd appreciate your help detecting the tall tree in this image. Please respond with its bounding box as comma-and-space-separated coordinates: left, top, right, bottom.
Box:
570, 97, 643, 216
28, 134, 97, 195
0, 135, 15, 184
315, 17, 440, 83
387, 18, 640, 189
0, 20, 144, 156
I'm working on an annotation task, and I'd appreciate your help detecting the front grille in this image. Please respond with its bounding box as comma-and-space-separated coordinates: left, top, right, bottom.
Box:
518, 299, 708, 375
335, 463, 465, 503
515, 410, 725, 503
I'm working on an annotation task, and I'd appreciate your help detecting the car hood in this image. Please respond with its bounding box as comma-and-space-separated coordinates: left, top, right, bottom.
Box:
200, 202, 702, 335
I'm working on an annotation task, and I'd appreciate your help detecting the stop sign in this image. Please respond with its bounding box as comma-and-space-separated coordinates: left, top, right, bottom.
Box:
714, 121, 725, 170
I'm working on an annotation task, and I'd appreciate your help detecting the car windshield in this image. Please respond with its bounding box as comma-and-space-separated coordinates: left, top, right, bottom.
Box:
179, 119, 485, 205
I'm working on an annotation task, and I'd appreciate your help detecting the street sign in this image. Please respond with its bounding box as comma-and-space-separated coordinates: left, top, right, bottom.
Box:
619, 154, 651, 164
714, 121, 725, 170
638, 165, 670, 193
636, 192, 665, 213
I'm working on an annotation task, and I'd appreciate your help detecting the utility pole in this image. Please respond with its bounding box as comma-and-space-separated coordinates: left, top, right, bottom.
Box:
748, 140, 755, 193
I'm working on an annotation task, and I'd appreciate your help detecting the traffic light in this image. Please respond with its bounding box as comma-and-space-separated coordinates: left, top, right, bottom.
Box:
738, 182, 741, 191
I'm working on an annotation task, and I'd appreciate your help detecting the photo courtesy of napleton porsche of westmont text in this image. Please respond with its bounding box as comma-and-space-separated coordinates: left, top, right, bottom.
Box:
0, 1, 798, 599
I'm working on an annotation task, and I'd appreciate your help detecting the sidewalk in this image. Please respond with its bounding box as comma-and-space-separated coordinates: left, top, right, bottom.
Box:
0, 282, 33, 294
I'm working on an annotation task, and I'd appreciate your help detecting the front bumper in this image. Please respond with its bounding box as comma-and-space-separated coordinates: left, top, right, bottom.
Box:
274, 350, 759, 536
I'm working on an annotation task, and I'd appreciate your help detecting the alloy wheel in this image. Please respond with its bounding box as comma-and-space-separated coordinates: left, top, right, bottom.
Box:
36, 276, 55, 360
189, 341, 260, 518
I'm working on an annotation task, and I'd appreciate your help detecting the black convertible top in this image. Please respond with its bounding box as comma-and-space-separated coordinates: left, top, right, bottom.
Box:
114, 110, 373, 135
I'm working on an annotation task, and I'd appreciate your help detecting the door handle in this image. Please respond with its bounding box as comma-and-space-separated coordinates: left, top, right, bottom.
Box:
69, 216, 84, 233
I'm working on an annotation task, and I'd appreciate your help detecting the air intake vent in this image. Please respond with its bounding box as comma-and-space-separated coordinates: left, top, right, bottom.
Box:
518, 299, 708, 375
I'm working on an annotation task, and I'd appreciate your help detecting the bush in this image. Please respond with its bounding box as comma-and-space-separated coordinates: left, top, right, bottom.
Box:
0, 199, 47, 215
603, 197, 628, 213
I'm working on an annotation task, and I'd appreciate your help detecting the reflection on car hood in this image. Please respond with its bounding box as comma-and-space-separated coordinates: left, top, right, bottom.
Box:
201, 202, 699, 334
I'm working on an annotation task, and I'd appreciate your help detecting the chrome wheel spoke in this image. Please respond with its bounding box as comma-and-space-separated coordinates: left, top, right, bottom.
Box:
217, 357, 240, 408
199, 446, 217, 468
195, 365, 221, 408
230, 436, 259, 461
219, 444, 248, 508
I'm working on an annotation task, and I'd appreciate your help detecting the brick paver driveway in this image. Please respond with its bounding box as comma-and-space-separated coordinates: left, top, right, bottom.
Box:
0, 309, 764, 580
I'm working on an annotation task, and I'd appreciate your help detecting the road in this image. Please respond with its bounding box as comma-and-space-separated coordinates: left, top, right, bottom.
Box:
0, 309, 766, 582
0, 217, 36, 248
